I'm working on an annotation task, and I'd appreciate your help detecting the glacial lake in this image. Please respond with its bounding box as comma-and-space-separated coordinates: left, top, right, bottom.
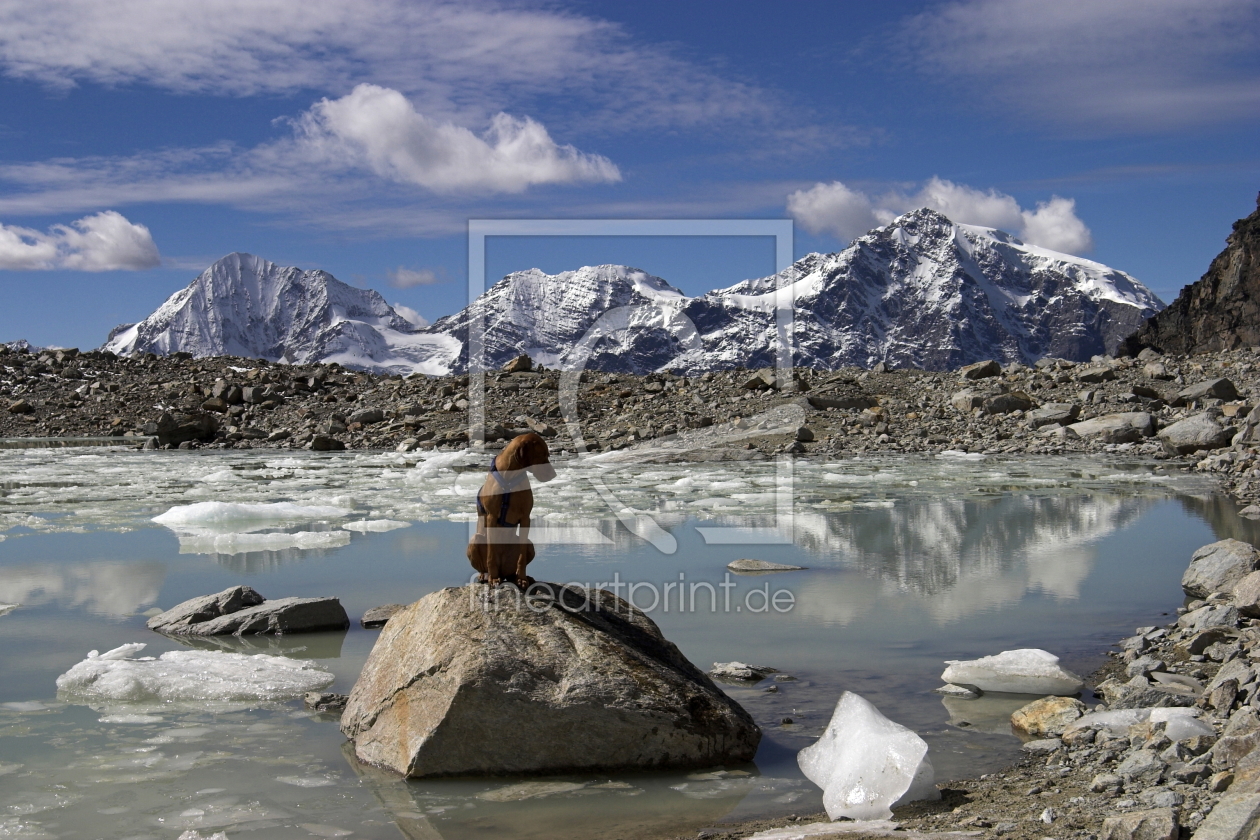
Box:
0, 447, 1255, 840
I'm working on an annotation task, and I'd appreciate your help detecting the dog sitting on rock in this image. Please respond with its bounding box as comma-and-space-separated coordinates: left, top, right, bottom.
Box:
466, 432, 556, 588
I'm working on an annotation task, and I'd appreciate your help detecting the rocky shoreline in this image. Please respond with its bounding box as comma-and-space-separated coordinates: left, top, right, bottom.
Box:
656, 540, 1260, 840
4, 343, 1260, 508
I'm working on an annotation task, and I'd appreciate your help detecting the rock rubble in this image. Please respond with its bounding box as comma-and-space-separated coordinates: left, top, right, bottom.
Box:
6, 344, 1260, 510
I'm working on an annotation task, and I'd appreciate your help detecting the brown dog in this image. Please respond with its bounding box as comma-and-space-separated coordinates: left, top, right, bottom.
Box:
466, 432, 556, 587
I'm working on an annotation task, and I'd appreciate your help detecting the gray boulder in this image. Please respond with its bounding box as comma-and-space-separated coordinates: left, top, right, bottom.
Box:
951, 389, 985, 412
1068, 412, 1154, 439
960, 360, 1001, 380
1158, 412, 1234, 454
147, 585, 349, 636
1179, 378, 1239, 402
1181, 539, 1260, 598
340, 584, 760, 778
983, 391, 1033, 415
1027, 403, 1080, 428
1232, 571, 1260, 617
1077, 366, 1117, 384
1100, 808, 1178, 840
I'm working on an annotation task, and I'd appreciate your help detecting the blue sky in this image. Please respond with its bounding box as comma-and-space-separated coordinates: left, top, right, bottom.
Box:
0, 0, 1257, 348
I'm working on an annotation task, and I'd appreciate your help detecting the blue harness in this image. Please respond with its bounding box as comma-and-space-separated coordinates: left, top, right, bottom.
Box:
476, 457, 518, 527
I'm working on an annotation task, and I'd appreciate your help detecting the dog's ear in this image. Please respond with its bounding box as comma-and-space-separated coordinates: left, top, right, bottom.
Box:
500, 434, 533, 472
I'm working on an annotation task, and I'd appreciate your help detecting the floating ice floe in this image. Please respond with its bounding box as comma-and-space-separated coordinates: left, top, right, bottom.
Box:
941, 649, 1083, 696
153, 501, 352, 528
797, 691, 939, 820
55, 643, 334, 709
341, 519, 410, 532
0, 603, 18, 617
176, 530, 351, 555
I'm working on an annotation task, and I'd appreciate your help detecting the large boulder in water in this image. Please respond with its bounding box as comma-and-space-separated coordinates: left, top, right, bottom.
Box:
340, 583, 761, 777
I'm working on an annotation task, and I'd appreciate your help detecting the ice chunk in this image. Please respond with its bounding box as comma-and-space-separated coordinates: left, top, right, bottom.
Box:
153, 501, 352, 527
178, 833, 229, 840
797, 691, 940, 820
341, 519, 410, 532
941, 649, 1083, 695
1064, 707, 1208, 740
176, 530, 351, 555
56, 643, 334, 706
0, 603, 17, 617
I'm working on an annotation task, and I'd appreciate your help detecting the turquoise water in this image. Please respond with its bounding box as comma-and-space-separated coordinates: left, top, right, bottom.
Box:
0, 449, 1249, 840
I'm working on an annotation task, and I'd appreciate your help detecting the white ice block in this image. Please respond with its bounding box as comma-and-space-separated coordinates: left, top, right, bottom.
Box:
56, 643, 333, 705
153, 501, 351, 527
941, 649, 1083, 695
797, 691, 940, 821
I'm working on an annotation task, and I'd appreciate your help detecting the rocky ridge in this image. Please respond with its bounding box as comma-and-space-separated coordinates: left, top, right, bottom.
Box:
1121, 194, 1260, 358
6, 344, 1260, 508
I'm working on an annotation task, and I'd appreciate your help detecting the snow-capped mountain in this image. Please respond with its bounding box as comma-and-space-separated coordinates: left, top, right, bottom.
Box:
101, 210, 1163, 374
425, 264, 693, 373
103, 253, 456, 374
668, 208, 1162, 371
435, 208, 1162, 373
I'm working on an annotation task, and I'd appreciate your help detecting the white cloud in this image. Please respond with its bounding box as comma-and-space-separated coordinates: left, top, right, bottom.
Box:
392, 303, 428, 328
1019, 197, 1095, 255
0, 0, 776, 133
290, 85, 619, 193
902, 0, 1260, 132
0, 211, 160, 270
388, 267, 445, 288
787, 178, 1095, 254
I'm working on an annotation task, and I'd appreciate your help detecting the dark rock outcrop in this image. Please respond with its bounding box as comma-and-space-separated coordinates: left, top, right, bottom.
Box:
147, 585, 349, 636
1120, 194, 1260, 356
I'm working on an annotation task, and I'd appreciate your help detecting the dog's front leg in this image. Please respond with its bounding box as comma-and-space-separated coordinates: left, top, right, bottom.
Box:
513, 517, 533, 587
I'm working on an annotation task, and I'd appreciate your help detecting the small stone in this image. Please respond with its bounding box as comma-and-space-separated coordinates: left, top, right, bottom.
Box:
1208, 771, 1234, 793
361, 604, 405, 629
1091, 773, 1123, 793
7, 398, 34, 414
1040, 807, 1056, 824
710, 661, 777, 681
1116, 749, 1166, 785
726, 558, 806, 573
1021, 738, 1063, 754
1011, 696, 1087, 737
304, 692, 348, 712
